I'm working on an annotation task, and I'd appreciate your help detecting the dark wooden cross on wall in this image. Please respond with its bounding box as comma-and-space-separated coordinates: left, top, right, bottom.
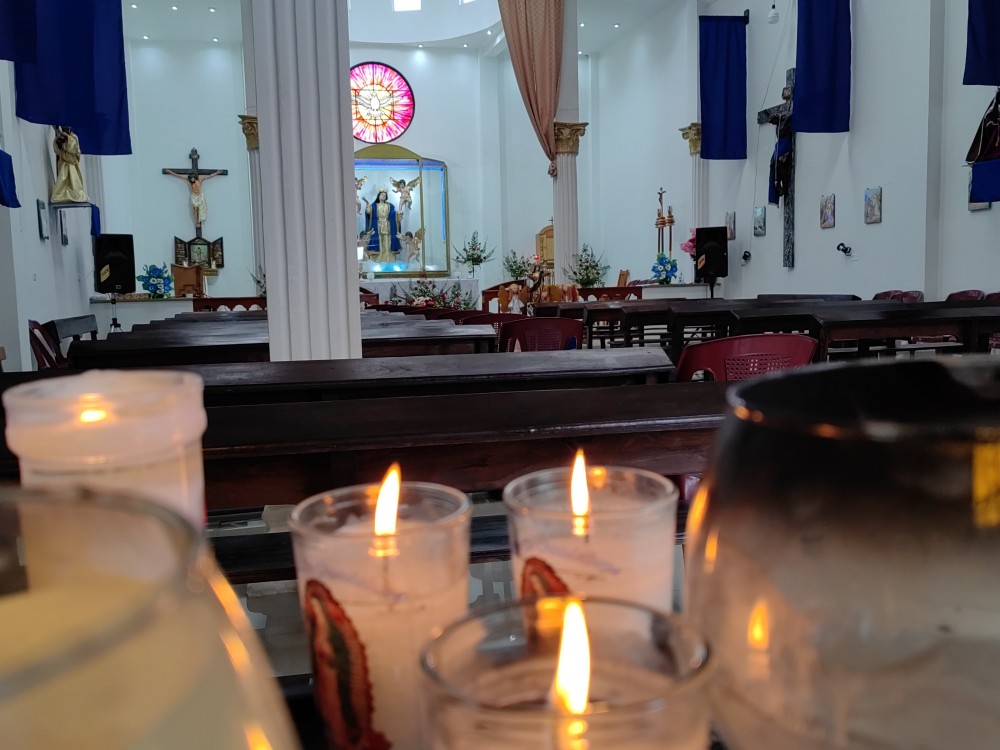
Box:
161, 148, 228, 238
757, 68, 796, 269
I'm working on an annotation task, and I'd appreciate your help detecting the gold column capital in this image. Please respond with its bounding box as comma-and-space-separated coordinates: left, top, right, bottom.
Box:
239, 114, 259, 151
554, 122, 588, 155
680, 123, 702, 156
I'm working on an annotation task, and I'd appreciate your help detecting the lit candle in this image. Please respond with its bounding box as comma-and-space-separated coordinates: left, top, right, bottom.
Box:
504, 452, 679, 610
2, 371, 207, 528
291, 466, 471, 750
421, 596, 711, 749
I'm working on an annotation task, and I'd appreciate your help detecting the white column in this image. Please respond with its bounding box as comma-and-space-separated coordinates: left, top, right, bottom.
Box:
681, 124, 707, 226
239, 116, 265, 282
250, 0, 361, 360
553, 0, 583, 284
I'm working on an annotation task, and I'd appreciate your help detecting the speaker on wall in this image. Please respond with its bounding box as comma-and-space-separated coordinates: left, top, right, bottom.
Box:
93, 234, 136, 294
694, 227, 729, 282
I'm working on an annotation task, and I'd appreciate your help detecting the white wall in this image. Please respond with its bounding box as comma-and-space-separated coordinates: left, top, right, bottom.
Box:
938, 0, 1000, 296
104, 39, 254, 297
704, 0, 939, 299
0, 64, 92, 370
592, 0, 699, 282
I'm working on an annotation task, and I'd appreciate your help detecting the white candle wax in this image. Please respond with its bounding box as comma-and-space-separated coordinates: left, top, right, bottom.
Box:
3, 371, 207, 527
292, 490, 471, 750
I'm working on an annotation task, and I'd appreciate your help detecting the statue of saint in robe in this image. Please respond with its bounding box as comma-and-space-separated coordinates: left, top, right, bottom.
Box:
50, 126, 88, 204
363, 189, 401, 263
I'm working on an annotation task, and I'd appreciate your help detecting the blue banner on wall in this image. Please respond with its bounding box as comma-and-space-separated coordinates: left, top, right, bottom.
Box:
14, 0, 131, 155
0, 149, 21, 208
965, 0, 1000, 86
971, 160, 1000, 203
796, 0, 852, 133
700, 16, 747, 160
0, 0, 37, 63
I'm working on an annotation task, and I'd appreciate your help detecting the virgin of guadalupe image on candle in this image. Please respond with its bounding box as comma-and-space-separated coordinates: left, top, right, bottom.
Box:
363, 188, 401, 263
50, 126, 89, 204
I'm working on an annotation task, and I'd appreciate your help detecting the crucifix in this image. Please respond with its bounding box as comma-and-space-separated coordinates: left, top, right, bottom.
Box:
162, 147, 228, 239
757, 68, 796, 269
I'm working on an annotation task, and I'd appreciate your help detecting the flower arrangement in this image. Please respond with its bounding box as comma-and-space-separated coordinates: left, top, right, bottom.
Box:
651, 254, 679, 285
502, 249, 532, 281
387, 278, 477, 309
564, 244, 610, 288
249, 265, 266, 298
136, 263, 173, 299
452, 231, 496, 276
680, 228, 697, 258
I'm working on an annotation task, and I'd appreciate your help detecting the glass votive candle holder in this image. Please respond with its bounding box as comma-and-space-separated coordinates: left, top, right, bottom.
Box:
2, 370, 207, 528
421, 596, 711, 749
290, 480, 471, 750
504, 465, 679, 610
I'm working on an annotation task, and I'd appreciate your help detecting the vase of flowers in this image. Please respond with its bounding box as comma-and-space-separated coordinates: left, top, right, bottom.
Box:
452, 232, 495, 278
136, 263, 173, 299
564, 244, 610, 288
651, 254, 679, 285
680, 228, 698, 259
387, 277, 477, 309
502, 249, 532, 281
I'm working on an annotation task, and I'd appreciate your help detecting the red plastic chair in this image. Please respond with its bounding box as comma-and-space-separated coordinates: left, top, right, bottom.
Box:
28, 320, 66, 370
986, 292, 1000, 304
899, 290, 925, 303
946, 289, 985, 302
498, 318, 584, 352
674, 333, 817, 382
873, 290, 903, 300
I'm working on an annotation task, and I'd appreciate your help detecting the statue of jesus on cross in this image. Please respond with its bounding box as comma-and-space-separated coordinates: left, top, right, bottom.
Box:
162, 148, 228, 237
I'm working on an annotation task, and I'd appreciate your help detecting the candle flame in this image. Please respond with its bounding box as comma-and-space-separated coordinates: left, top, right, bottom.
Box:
374, 463, 401, 536
79, 408, 108, 424
552, 600, 591, 716
570, 450, 590, 537
748, 599, 770, 651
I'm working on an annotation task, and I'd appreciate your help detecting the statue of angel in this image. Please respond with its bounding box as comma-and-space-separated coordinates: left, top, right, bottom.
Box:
354, 176, 368, 214
389, 177, 420, 215
398, 227, 424, 264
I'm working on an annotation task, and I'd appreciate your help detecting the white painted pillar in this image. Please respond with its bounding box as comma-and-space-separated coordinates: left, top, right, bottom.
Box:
250, 0, 360, 360
240, 0, 265, 285
681, 123, 707, 226
553, 0, 585, 284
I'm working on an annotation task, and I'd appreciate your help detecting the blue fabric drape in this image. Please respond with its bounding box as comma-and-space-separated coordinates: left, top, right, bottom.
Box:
0, 149, 21, 208
965, 0, 1000, 86
15, 0, 131, 155
700, 16, 747, 160
0, 0, 37, 62
90, 204, 102, 237
971, 160, 1000, 203
796, 0, 852, 133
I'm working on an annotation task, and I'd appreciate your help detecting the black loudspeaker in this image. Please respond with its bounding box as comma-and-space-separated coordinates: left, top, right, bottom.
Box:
93, 234, 136, 294
694, 227, 729, 282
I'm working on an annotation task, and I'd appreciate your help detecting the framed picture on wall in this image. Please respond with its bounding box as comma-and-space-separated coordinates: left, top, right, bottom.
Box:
36, 200, 49, 240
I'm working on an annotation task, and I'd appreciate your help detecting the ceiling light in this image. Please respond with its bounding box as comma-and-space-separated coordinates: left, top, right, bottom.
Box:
578, 50, 582, 55
486, 29, 492, 35
212, 37, 219, 42
463, 43, 468, 47
768, 2, 779, 23
418, 44, 423, 48
614, 23, 620, 29
130, 3, 137, 7
142, 34, 149, 39
579, 22, 585, 27
171, 5, 178, 9
209, 6, 216, 11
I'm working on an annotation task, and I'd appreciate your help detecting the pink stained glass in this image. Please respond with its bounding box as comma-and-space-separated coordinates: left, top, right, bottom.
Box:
350, 62, 415, 144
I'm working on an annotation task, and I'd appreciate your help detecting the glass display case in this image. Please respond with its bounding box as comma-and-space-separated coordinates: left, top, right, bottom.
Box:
354, 144, 451, 278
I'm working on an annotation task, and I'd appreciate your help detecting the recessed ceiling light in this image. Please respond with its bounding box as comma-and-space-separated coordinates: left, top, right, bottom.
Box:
614, 23, 620, 28
486, 29, 492, 35
418, 44, 423, 48
142, 34, 149, 39
578, 50, 582, 55
171, 5, 178, 9
463, 43, 468, 47
579, 22, 585, 27
130, 3, 137, 7
209, 6, 216, 11
212, 37, 219, 42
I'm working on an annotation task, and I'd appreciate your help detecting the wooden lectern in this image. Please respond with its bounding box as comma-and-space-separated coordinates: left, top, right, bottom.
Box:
172, 264, 204, 297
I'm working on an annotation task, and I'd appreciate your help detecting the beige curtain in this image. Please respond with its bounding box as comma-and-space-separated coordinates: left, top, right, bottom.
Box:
498, 0, 564, 176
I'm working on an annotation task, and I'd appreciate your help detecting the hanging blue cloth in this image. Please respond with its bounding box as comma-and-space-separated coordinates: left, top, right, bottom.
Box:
971, 160, 1000, 203
796, 0, 852, 133
90, 204, 102, 237
700, 16, 747, 160
14, 0, 131, 155
965, 0, 1000, 86
0, 149, 21, 208
0, 0, 37, 62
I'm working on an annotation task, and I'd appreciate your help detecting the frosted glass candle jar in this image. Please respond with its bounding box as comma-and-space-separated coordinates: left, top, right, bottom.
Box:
290, 481, 471, 750
421, 597, 711, 750
3, 371, 207, 528
504, 465, 679, 610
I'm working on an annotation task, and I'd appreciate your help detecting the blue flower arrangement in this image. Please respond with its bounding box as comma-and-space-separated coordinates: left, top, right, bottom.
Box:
651, 254, 678, 285
136, 263, 173, 299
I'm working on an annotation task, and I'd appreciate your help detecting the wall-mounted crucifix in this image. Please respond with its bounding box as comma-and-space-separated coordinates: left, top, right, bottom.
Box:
162, 147, 228, 239
757, 68, 795, 269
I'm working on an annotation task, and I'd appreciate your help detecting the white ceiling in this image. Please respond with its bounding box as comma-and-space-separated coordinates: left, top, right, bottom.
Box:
121, 0, 243, 44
